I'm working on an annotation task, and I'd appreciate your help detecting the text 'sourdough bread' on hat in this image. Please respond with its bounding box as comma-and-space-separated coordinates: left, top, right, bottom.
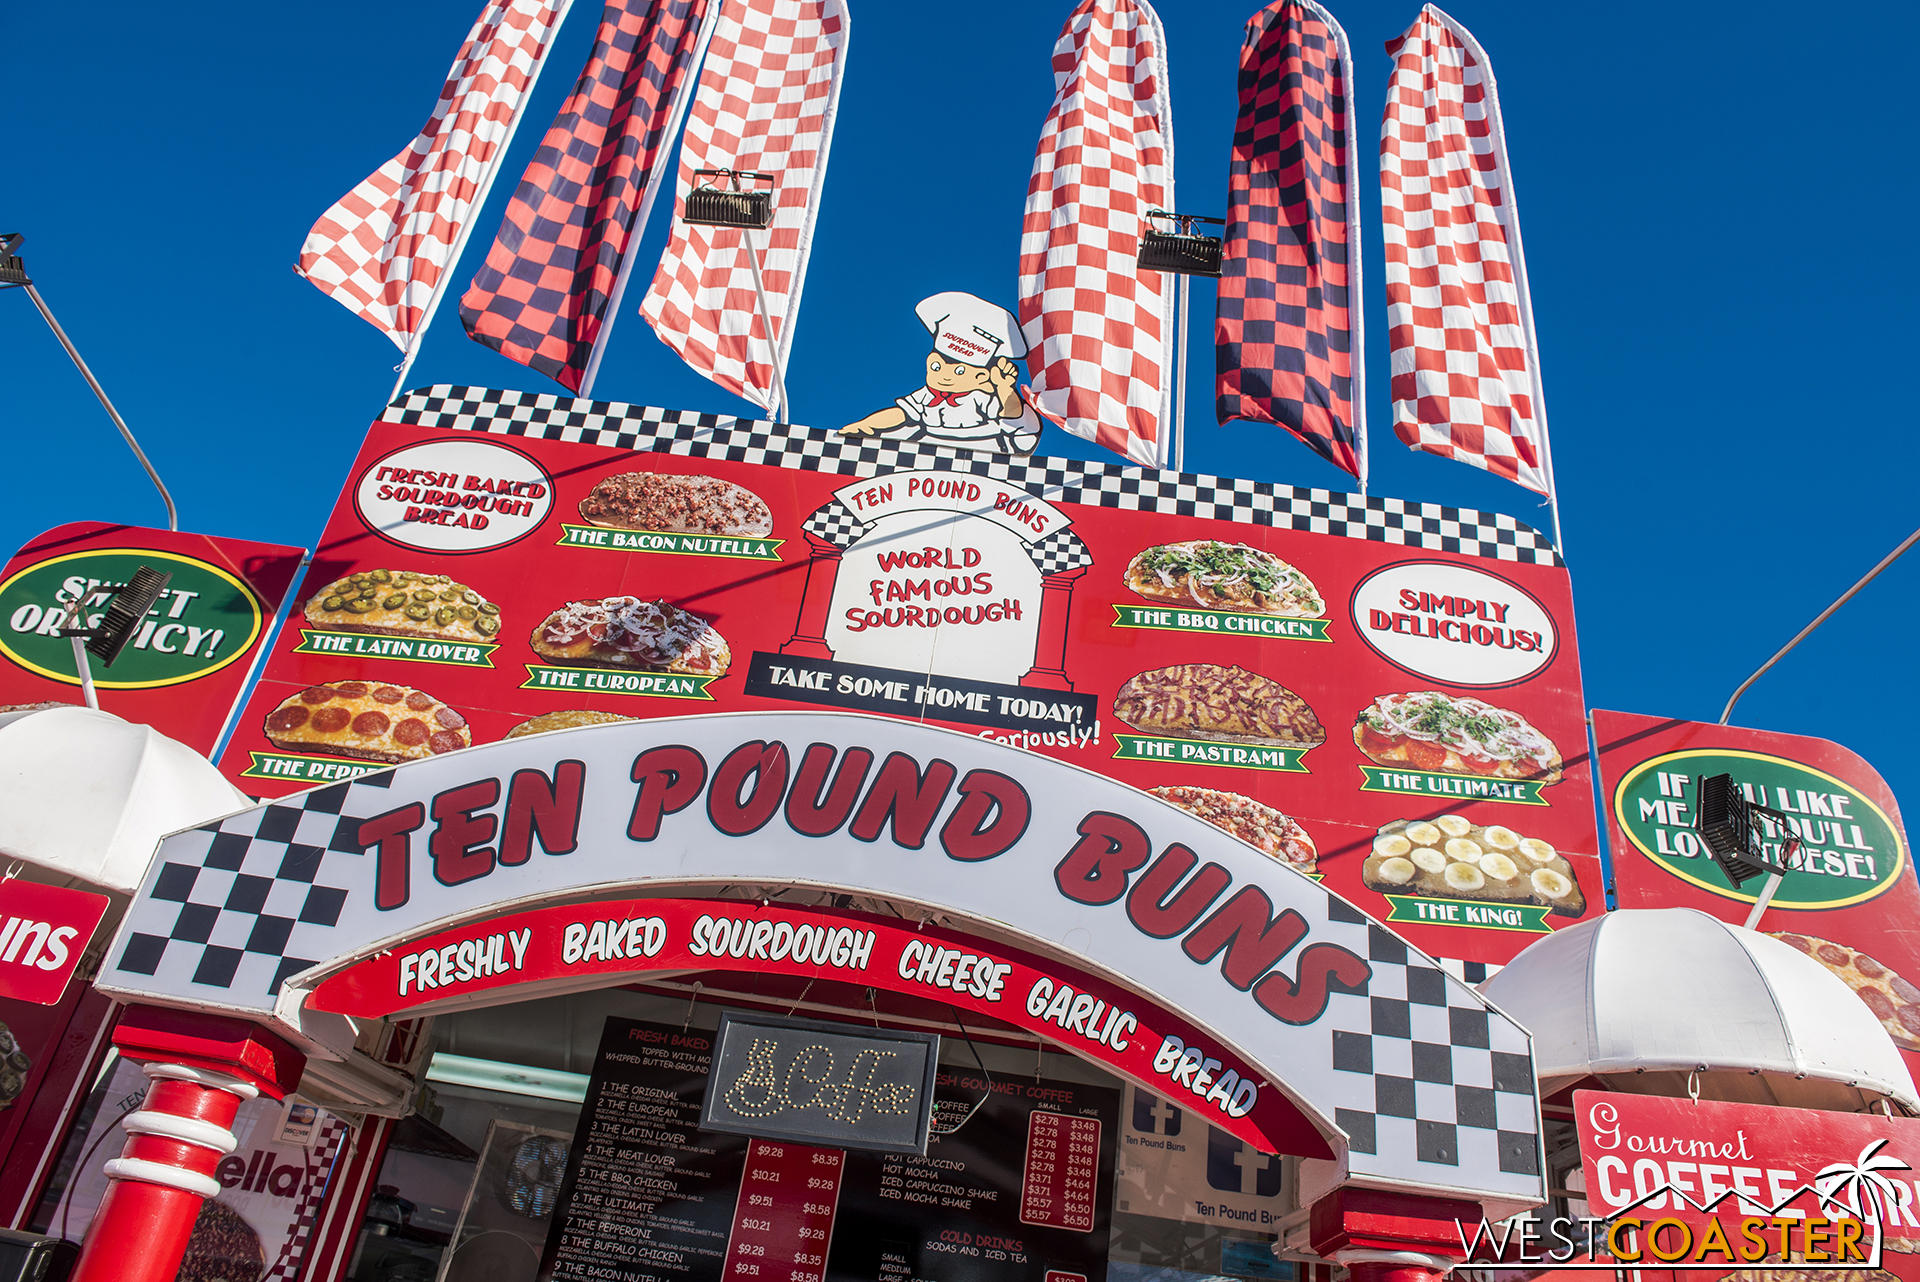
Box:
916, 291, 1029, 368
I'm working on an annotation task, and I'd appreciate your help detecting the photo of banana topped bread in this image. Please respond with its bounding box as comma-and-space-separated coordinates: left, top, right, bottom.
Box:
1364, 815, 1586, 916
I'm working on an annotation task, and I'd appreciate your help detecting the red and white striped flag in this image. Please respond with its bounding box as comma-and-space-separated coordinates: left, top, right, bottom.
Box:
1017, 0, 1175, 467
296, 0, 570, 353
1380, 5, 1553, 496
640, 0, 850, 415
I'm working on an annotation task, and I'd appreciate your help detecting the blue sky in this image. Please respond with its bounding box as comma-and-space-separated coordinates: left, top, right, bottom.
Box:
3, 0, 1915, 815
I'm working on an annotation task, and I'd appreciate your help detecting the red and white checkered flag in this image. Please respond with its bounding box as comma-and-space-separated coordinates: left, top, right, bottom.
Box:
1380, 5, 1553, 496
640, 0, 849, 414
1018, 0, 1176, 468
296, 0, 570, 353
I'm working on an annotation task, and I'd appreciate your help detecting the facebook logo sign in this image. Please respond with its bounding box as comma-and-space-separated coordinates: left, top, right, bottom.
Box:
1131, 1090, 1182, 1136
1206, 1126, 1281, 1197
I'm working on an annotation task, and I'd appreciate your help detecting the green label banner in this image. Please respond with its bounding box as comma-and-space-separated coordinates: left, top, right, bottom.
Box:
0, 548, 264, 689
240, 752, 388, 785
1112, 734, 1309, 772
1383, 895, 1554, 933
293, 629, 498, 668
522, 664, 718, 700
1109, 605, 1330, 642
1613, 748, 1907, 910
558, 524, 782, 560
1357, 765, 1548, 806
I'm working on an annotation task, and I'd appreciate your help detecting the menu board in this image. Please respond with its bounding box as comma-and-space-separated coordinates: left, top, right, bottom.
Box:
540, 1016, 1118, 1282
220, 405, 1594, 962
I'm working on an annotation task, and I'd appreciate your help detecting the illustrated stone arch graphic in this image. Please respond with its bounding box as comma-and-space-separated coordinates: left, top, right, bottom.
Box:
97, 712, 1543, 1208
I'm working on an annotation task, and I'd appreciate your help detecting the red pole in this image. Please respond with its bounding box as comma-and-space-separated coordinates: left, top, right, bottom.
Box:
1335, 1253, 1455, 1282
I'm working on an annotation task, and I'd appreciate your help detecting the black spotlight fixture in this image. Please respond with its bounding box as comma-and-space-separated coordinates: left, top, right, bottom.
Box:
0, 234, 29, 289
683, 169, 775, 230
1693, 773, 1800, 889
60, 566, 174, 667
1137, 210, 1225, 277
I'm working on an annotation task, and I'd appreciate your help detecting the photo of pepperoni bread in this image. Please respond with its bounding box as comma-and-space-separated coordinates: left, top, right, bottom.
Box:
1148, 786, 1317, 873
263, 682, 471, 763
506, 710, 639, 739
578, 471, 773, 537
1353, 691, 1563, 784
1770, 932, 1920, 1051
529, 597, 731, 676
1124, 540, 1324, 617
1365, 816, 1586, 917
305, 569, 502, 641
1113, 663, 1325, 748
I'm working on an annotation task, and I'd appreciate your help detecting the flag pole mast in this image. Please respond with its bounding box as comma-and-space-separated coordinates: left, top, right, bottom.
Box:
387, 0, 581, 408
1172, 273, 1188, 472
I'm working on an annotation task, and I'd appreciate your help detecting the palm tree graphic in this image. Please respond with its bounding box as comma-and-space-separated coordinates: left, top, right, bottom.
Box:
1815, 1139, 1909, 1223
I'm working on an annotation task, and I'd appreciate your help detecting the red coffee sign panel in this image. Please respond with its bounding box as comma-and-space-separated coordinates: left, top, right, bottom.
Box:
0, 522, 304, 755
220, 410, 1593, 964
0, 880, 109, 1005
1595, 710, 1920, 1085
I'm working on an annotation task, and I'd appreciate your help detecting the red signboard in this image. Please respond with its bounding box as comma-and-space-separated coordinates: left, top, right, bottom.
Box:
1019, 1111, 1100, 1232
1574, 1089, 1920, 1273
722, 1138, 844, 1282
0, 522, 304, 756
1595, 710, 1920, 1086
0, 881, 109, 1006
221, 409, 1594, 964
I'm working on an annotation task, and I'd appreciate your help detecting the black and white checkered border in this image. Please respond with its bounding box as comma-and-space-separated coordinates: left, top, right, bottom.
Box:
385, 387, 1562, 566
801, 500, 868, 550
1029, 529, 1094, 575
1323, 897, 1540, 1178
265, 1114, 351, 1281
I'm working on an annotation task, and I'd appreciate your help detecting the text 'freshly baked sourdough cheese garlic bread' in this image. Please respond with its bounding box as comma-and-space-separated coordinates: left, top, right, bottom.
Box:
1353, 691, 1563, 783
1114, 663, 1325, 748
531, 597, 731, 675
1123, 540, 1324, 617
1365, 815, 1585, 916
578, 471, 773, 537
1148, 786, 1317, 873
264, 682, 471, 763
305, 569, 502, 640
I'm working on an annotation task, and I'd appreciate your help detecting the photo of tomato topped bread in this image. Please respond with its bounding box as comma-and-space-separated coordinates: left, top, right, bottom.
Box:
1148, 786, 1317, 873
1364, 815, 1585, 916
263, 681, 470, 763
578, 470, 773, 537
529, 596, 730, 676
1769, 931, 1920, 1051
1353, 691, 1562, 783
305, 569, 502, 641
1123, 540, 1324, 617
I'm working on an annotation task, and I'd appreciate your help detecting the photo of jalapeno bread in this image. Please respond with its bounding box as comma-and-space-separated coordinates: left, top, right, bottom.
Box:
1364, 815, 1586, 917
305, 570, 502, 643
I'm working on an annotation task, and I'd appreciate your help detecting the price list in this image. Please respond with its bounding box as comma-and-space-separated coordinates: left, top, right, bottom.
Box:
1017, 1111, 1100, 1232
721, 1139, 846, 1282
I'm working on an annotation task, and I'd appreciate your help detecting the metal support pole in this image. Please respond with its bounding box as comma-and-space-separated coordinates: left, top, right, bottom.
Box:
1742, 872, 1784, 930
743, 230, 790, 424
1173, 273, 1189, 474
24, 284, 178, 531
59, 597, 99, 711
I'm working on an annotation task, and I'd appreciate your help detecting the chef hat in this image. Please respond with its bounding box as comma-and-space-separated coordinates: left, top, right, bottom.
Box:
915, 292, 1030, 368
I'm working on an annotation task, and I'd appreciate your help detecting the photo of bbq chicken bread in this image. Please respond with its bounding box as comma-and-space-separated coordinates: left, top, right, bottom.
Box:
1124, 540, 1324, 617
304, 569, 502, 641
1113, 663, 1325, 748
1365, 816, 1586, 917
530, 597, 731, 676
263, 682, 471, 763
578, 471, 773, 537
1148, 786, 1317, 874
1353, 691, 1563, 784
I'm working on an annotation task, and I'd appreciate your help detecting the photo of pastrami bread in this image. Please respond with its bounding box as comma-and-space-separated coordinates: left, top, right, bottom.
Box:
529, 597, 731, 676
578, 471, 773, 537
264, 682, 471, 763
1113, 663, 1325, 748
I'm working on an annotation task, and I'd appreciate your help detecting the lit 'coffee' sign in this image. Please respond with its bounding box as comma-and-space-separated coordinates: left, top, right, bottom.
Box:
701, 1011, 940, 1154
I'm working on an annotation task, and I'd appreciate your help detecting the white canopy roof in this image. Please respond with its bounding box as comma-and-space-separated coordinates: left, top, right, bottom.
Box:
1484, 906, 1917, 1113
0, 706, 249, 895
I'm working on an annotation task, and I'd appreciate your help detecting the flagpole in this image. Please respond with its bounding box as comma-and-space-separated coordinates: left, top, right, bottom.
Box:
743, 231, 790, 423
388, 0, 580, 408
1172, 273, 1188, 473
578, 0, 722, 400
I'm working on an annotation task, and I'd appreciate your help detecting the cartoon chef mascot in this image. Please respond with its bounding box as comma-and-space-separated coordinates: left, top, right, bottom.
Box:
840, 292, 1044, 456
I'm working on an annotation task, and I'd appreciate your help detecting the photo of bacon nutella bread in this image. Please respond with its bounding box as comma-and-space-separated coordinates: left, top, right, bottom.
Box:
1769, 931, 1920, 1051
1113, 663, 1325, 748
264, 682, 471, 763
0, 1024, 29, 1111
1365, 815, 1586, 916
578, 471, 774, 537
1148, 786, 1317, 873
304, 569, 502, 640
506, 710, 640, 739
529, 596, 731, 676
1123, 540, 1324, 617
1352, 691, 1563, 783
